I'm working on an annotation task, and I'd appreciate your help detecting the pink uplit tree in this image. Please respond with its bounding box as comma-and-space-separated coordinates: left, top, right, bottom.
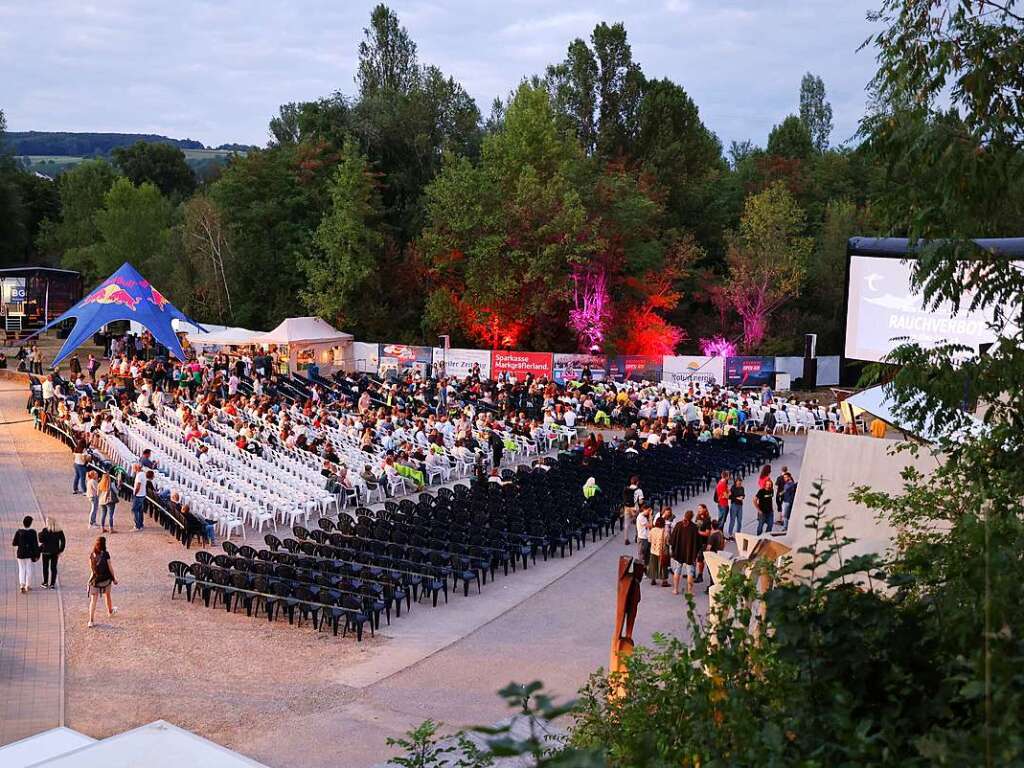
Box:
721, 182, 811, 351
570, 265, 611, 351
700, 335, 737, 357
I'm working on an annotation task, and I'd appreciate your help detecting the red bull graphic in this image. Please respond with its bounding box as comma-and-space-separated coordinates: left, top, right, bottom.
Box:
148, 285, 170, 311
81, 282, 141, 311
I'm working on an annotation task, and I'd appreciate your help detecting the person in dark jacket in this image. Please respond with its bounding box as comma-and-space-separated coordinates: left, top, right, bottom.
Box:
12, 515, 40, 593
38, 516, 67, 589
669, 509, 703, 596
488, 429, 504, 469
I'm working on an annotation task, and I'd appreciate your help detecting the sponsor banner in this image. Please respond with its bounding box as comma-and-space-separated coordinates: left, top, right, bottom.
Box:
608, 355, 663, 383
352, 342, 380, 373
552, 353, 607, 385
725, 356, 776, 387
431, 347, 492, 379
379, 344, 432, 375
491, 350, 553, 380
662, 355, 725, 387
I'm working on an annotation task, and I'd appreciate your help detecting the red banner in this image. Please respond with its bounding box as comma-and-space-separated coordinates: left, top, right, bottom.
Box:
491, 350, 553, 380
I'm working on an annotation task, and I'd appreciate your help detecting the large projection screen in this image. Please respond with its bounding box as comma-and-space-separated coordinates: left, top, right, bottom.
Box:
844, 253, 1016, 363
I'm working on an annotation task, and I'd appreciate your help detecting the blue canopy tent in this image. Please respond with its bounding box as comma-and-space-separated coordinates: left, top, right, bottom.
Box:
24, 262, 205, 367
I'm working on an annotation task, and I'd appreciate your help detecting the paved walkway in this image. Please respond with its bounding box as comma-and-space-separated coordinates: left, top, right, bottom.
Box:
0, 388, 65, 746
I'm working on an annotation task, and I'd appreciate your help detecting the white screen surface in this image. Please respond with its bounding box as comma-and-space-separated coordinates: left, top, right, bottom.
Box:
844, 255, 1016, 363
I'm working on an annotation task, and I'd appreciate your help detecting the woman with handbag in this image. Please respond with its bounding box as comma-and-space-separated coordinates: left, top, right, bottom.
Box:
87, 536, 118, 628
12, 516, 40, 593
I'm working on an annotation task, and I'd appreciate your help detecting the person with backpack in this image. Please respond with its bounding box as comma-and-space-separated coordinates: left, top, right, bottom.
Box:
87, 536, 118, 628
39, 516, 66, 589
12, 516, 40, 593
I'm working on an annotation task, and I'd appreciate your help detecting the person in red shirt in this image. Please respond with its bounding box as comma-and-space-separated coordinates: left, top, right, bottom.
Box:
715, 470, 731, 527
757, 463, 772, 490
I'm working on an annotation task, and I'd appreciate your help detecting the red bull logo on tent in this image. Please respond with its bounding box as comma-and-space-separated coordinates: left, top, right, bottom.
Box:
82, 282, 141, 311
149, 285, 170, 311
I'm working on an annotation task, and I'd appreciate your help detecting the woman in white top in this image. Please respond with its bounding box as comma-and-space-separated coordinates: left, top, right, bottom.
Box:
86, 470, 100, 527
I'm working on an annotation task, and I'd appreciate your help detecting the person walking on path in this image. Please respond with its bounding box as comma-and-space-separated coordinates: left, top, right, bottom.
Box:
647, 516, 669, 587
98, 472, 118, 533
39, 517, 66, 589
12, 516, 40, 593
727, 477, 746, 540
86, 469, 100, 527
87, 536, 118, 628
622, 476, 643, 545
715, 470, 730, 527
755, 479, 774, 536
72, 439, 89, 495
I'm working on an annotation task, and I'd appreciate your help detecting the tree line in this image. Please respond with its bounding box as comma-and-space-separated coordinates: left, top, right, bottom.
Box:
1, 3, 1002, 357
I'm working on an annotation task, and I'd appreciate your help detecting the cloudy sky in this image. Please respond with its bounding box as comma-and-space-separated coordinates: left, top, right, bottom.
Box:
0, 0, 881, 150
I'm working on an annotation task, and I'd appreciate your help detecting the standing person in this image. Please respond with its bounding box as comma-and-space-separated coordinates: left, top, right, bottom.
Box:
647, 516, 669, 587
635, 504, 652, 565
72, 439, 89, 495
12, 516, 40, 593
755, 479, 774, 535
775, 465, 789, 525
728, 477, 746, 540
98, 472, 118, 533
669, 509, 701, 596
781, 472, 798, 530
488, 429, 504, 469
622, 476, 642, 545
715, 470, 731, 527
85, 469, 100, 528
38, 517, 66, 589
131, 466, 149, 531
87, 537, 118, 628
694, 504, 712, 584
757, 464, 772, 490
41, 374, 55, 413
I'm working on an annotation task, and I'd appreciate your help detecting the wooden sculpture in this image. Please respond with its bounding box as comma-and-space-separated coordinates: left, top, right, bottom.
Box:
609, 555, 645, 697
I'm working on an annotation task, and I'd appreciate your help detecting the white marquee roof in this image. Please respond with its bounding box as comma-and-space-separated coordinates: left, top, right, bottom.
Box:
255, 316, 353, 345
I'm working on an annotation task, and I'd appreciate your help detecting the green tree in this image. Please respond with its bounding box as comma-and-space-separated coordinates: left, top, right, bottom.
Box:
300, 140, 386, 334
357, 3, 420, 98
591, 22, 645, 158
767, 114, 814, 160
799, 72, 833, 152
90, 177, 173, 277
36, 159, 117, 280
111, 141, 196, 201
546, 38, 599, 153
633, 78, 724, 243
0, 108, 30, 266
209, 145, 322, 328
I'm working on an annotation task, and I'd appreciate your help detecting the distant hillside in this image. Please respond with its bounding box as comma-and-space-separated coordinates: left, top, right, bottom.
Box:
3, 132, 258, 179
4, 131, 258, 157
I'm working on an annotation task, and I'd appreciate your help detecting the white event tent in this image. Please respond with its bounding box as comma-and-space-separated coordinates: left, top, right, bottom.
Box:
253, 316, 354, 375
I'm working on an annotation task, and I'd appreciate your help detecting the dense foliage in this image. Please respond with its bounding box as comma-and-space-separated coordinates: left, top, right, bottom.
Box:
1, 3, 895, 353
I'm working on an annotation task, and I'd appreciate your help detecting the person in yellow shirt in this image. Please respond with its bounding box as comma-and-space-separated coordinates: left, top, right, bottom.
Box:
870, 417, 888, 438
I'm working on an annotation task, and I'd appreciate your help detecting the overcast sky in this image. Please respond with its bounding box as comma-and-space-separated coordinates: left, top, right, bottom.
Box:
0, 0, 881, 150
